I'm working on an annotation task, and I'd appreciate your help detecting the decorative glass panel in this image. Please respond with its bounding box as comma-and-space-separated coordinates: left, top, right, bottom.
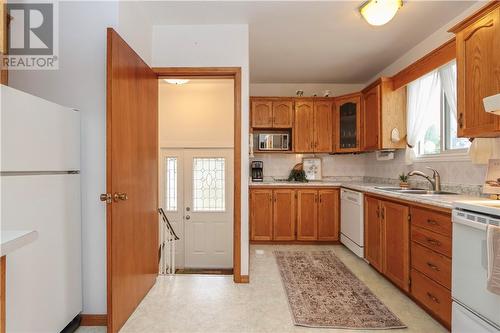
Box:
165, 157, 177, 211
192, 157, 225, 212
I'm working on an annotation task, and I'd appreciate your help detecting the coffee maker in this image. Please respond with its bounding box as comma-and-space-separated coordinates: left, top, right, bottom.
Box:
251, 161, 264, 182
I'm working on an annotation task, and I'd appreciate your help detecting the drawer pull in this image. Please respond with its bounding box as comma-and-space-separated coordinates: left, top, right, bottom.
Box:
427, 219, 438, 225
426, 292, 440, 304
426, 262, 440, 271
426, 237, 441, 246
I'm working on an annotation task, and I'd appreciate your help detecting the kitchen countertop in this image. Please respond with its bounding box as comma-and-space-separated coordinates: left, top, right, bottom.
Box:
1, 230, 38, 257
250, 180, 487, 210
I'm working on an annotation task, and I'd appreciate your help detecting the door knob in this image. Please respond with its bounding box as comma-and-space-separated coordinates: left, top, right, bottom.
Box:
100, 193, 112, 204
113, 192, 128, 202
185, 215, 191, 220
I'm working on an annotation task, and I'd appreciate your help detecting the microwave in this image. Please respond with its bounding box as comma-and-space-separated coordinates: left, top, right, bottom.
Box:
258, 133, 289, 151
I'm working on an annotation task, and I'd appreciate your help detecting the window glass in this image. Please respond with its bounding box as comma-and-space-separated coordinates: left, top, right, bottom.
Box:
192, 157, 225, 212
165, 157, 177, 211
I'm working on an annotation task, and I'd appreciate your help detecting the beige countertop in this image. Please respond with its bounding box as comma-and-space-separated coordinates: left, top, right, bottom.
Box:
250, 180, 486, 210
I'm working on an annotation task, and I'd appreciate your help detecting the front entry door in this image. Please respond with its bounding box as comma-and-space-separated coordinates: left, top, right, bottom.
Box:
161, 149, 233, 269
106, 29, 158, 333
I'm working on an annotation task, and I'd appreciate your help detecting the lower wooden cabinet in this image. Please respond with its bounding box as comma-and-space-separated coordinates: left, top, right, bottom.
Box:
250, 189, 273, 241
364, 195, 410, 291
250, 187, 339, 242
273, 189, 296, 241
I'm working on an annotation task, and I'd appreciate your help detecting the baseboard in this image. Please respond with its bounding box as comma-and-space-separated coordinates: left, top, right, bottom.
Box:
80, 314, 107, 326
250, 240, 341, 245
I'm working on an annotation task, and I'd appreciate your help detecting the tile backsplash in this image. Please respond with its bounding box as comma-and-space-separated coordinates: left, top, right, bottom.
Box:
250, 150, 488, 195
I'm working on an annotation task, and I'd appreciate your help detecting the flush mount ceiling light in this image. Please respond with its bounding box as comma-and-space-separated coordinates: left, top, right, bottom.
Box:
360, 0, 403, 26
164, 79, 190, 85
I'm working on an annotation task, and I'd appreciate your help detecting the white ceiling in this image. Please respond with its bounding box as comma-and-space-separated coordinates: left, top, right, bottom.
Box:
132, 1, 475, 83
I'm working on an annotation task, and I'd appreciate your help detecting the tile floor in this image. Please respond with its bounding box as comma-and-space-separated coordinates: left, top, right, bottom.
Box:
77, 244, 447, 333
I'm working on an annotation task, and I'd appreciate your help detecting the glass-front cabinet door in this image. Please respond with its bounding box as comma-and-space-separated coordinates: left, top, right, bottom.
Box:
335, 93, 361, 152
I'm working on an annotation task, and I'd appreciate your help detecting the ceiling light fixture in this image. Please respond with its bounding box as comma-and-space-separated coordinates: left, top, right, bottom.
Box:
164, 79, 190, 85
360, 0, 403, 26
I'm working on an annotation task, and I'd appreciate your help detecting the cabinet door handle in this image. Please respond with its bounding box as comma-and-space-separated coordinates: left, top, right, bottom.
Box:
376, 207, 380, 218
458, 113, 464, 129
426, 262, 440, 271
381, 207, 385, 219
426, 292, 440, 304
427, 219, 438, 226
426, 237, 441, 246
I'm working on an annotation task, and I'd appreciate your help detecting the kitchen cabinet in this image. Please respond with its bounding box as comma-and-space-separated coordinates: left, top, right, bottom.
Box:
410, 206, 452, 328
294, 98, 334, 153
364, 196, 383, 272
273, 189, 296, 241
250, 189, 273, 240
294, 99, 315, 152
450, 3, 500, 137
249, 187, 339, 242
297, 189, 318, 240
382, 200, 410, 292
364, 195, 410, 291
317, 189, 339, 241
251, 98, 293, 129
335, 93, 362, 152
361, 78, 407, 151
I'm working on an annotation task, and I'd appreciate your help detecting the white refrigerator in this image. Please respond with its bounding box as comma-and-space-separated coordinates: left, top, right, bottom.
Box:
1, 85, 82, 332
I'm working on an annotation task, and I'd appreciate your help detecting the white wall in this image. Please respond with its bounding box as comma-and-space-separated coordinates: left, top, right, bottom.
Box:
118, 1, 152, 65
159, 79, 234, 148
9, 2, 119, 314
250, 83, 364, 97
153, 24, 250, 275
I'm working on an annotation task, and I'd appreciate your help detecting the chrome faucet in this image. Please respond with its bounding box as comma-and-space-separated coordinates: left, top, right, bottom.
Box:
408, 167, 441, 193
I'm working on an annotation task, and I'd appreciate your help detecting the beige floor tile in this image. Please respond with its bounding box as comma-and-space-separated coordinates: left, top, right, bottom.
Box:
77, 244, 447, 333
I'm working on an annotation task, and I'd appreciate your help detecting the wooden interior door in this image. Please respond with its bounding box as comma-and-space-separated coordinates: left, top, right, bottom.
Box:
106, 28, 158, 333
313, 100, 334, 152
364, 196, 382, 272
273, 189, 295, 241
294, 100, 314, 152
250, 189, 273, 241
296, 189, 318, 240
456, 7, 500, 137
251, 99, 273, 128
272, 99, 293, 128
382, 200, 410, 292
317, 189, 339, 241
362, 85, 380, 151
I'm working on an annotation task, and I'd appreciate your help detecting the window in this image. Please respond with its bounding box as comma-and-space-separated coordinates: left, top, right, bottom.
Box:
410, 61, 470, 159
165, 157, 177, 211
192, 157, 225, 212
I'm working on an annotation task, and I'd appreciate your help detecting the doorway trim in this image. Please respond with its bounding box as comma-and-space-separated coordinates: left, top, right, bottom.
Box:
153, 67, 244, 283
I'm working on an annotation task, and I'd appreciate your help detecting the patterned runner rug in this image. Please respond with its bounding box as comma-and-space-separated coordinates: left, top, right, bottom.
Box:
274, 250, 406, 329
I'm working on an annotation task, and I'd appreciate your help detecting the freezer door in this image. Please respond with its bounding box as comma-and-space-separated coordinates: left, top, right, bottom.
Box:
1, 85, 80, 172
1, 174, 82, 333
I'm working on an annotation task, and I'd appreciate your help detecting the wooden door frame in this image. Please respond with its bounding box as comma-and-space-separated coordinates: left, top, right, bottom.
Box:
152, 67, 244, 283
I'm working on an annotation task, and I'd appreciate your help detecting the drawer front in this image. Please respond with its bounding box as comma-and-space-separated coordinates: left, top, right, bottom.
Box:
411, 226, 451, 257
411, 242, 451, 289
411, 207, 451, 237
411, 269, 451, 326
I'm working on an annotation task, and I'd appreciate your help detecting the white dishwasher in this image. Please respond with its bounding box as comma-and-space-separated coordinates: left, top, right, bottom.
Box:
340, 188, 364, 258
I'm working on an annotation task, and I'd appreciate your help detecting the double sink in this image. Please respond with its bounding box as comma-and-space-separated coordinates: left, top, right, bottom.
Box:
374, 186, 458, 195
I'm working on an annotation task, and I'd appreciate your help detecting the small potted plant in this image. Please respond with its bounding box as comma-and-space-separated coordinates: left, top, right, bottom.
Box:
399, 173, 409, 188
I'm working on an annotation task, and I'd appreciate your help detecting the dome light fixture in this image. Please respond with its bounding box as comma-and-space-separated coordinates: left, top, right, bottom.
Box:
164, 79, 190, 85
360, 0, 403, 26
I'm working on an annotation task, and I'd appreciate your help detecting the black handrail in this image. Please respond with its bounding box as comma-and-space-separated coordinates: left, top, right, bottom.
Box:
158, 208, 180, 240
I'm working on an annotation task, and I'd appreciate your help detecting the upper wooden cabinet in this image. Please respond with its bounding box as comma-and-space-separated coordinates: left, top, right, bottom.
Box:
294, 98, 334, 153
450, 3, 500, 137
335, 93, 362, 153
251, 98, 293, 129
361, 78, 407, 151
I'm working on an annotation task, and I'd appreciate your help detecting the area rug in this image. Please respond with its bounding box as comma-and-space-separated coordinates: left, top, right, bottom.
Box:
274, 250, 406, 329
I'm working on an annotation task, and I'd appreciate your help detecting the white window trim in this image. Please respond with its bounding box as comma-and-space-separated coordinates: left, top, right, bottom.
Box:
414, 148, 470, 162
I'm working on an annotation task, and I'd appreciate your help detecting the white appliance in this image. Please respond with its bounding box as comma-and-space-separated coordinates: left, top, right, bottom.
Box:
258, 133, 289, 151
0, 85, 82, 332
340, 188, 364, 257
452, 200, 500, 332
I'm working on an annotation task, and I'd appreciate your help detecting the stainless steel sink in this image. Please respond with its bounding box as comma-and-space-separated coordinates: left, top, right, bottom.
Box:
375, 186, 458, 195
